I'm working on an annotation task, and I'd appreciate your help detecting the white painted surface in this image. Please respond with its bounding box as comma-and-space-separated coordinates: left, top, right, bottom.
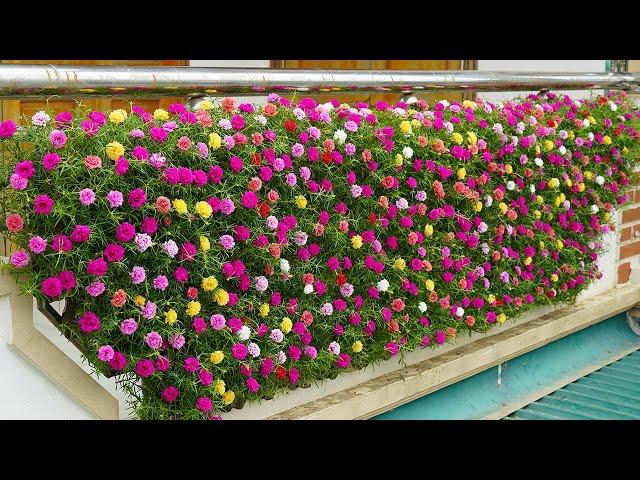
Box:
188, 60, 270, 105
0, 59, 622, 419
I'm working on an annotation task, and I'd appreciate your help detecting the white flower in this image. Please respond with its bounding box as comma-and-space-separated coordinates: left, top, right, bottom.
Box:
455, 307, 465, 317
238, 325, 251, 341
558, 145, 567, 155
563, 200, 571, 210
418, 302, 427, 313
444, 122, 454, 133
595, 175, 605, 186
506, 181, 516, 191
333, 129, 347, 145
393, 107, 407, 117
530, 184, 536, 193
303, 284, 314, 295
587, 132, 595, 141
484, 103, 494, 113
31, 111, 50, 126
511, 136, 519, 146
277, 351, 287, 363
534, 157, 544, 167
528, 116, 537, 126
591, 205, 599, 214
395, 198, 409, 210
439, 100, 450, 108
377, 279, 390, 292
478, 222, 488, 234
406, 96, 418, 105
293, 107, 306, 120
402, 146, 414, 159
609, 101, 618, 112
583, 119, 590, 128
254, 115, 267, 126
247, 342, 261, 358
485, 195, 494, 207
328, 341, 341, 355
506, 225, 514, 235
280, 258, 290, 273
320, 102, 334, 112
351, 184, 363, 198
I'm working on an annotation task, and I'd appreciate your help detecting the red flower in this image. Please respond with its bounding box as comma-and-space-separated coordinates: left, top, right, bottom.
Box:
258, 202, 270, 217
275, 365, 287, 380
368, 212, 377, 225
251, 152, 262, 166
336, 272, 346, 286
187, 287, 198, 299
321, 151, 332, 164
284, 119, 297, 132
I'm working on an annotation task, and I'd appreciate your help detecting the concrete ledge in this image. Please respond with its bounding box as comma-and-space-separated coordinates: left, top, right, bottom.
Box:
268, 284, 640, 420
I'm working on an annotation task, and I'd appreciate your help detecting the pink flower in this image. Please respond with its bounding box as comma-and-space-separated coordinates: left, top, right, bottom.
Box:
78, 311, 101, 333
41, 277, 62, 298
177, 135, 192, 150
240, 191, 258, 209
120, 318, 138, 335
34, 195, 54, 214
0, 120, 17, 138
86, 258, 108, 277
28, 236, 48, 254
127, 188, 146, 209
49, 129, 67, 149
98, 345, 115, 362
58, 271, 77, 291
162, 386, 179, 403
145, 331, 163, 349
10, 250, 30, 268
5, 213, 23, 233
219, 235, 235, 250
183, 357, 201, 373
135, 359, 155, 378
107, 191, 124, 208
84, 155, 102, 169
196, 397, 212, 412
79, 188, 96, 206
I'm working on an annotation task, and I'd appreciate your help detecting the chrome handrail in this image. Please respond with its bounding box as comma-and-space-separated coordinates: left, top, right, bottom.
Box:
0, 64, 638, 99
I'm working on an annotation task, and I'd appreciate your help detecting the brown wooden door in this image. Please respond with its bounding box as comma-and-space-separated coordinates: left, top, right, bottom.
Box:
271, 60, 475, 106
0, 60, 188, 123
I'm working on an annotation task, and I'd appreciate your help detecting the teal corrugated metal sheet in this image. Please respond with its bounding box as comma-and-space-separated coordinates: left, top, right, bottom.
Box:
506, 350, 640, 420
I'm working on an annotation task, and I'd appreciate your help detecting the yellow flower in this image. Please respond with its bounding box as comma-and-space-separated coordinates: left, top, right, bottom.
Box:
201, 276, 219, 292
505, 164, 513, 174
539, 241, 545, 249
550, 273, 559, 282
165, 309, 177, 326
487, 294, 496, 304
424, 224, 434, 237
200, 235, 211, 251
209, 132, 222, 150
411, 119, 421, 130
496, 313, 507, 324
457, 167, 466, 180
556, 239, 564, 250
588, 116, 596, 125
603, 135, 612, 145
467, 131, 478, 145
498, 202, 508, 214
578, 182, 585, 192
109, 109, 127, 124
295, 195, 307, 209
584, 171, 593, 180
195, 201, 213, 219
524, 256, 532, 266
210, 351, 224, 365
473, 201, 483, 212
186, 300, 201, 317
565, 179, 573, 188
222, 390, 235, 405
105, 141, 125, 160
536, 195, 544, 205
395, 154, 403, 167
462, 100, 477, 110
535, 145, 541, 155
259, 303, 270, 317
153, 109, 169, 121
604, 212, 611, 221
568, 131, 575, 140
214, 379, 226, 395
544, 140, 554, 151
351, 235, 363, 249
134, 295, 146, 306
393, 258, 406, 271
352, 341, 363, 353
534, 210, 542, 219
213, 288, 229, 306
623, 146, 629, 154
548, 178, 560, 189
425, 279, 435, 292
198, 100, 214, 111
451, 132, 463, 145
172, 199, 188, 214
281, 317, 292, 334
400, 120, 412, 134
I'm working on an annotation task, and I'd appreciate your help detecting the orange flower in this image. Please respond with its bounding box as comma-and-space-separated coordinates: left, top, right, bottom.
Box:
262, 103, 277, 117
111, 289, 126, 308
432, 138, 446, 153
221, 97, 236, 113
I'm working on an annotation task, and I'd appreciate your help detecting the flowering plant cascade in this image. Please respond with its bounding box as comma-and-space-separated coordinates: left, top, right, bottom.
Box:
1, 91, 639, 419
